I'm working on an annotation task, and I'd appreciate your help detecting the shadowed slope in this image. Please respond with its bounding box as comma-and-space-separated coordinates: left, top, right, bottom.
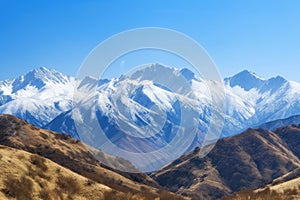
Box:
152, 126, 300, 199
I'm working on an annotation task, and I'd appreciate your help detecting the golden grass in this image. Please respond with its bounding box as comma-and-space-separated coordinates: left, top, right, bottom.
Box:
0, 145, 110, 200
0, 115, 188, 200
222, 177, 300, 200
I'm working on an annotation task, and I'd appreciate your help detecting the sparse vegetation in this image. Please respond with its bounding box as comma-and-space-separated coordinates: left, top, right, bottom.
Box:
2, 176, 33, 200
39, 132, 49, 139
28, 165, 51, 180
30, 154, 48, 171
27, 155, 51, 180
0, 144, 111, 200
104, 190, 145, 200
36, 179, 48, 189
222, 187, 300, 200
56, 167, 61, 174
85, 179, 96, 186
17, 153, 25, 160
39, 189, 52, 200
56, 175, 81, 196
0, 115, 185, 200
158, 189, 186, 200
284, 187, 298, 196
103, 189, 186, 200
30, 124, 40, 130
54, 133, 72, 140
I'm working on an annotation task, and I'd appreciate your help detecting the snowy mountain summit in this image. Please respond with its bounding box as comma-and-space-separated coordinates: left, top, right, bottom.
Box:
1, 65, 299, 138
0, 67, 75, 127
225, 70, 265, 91
1, 65, 300, 171
225, 69, 288, 93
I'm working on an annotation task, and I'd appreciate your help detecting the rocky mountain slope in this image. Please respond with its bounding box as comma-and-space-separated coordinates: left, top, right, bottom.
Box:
152, 125, 300, 199
223, 168, 300, 200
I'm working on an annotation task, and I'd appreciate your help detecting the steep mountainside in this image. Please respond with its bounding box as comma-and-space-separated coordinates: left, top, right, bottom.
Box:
0, 114, 173, 198
152, 125, 300, 199
223, 168, 300, 200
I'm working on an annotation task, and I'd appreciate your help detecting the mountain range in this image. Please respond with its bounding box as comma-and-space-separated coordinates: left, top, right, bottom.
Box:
1, 65, 300, 171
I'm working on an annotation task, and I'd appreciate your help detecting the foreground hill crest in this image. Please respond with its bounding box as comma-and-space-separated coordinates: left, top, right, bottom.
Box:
0, 114, 186, 200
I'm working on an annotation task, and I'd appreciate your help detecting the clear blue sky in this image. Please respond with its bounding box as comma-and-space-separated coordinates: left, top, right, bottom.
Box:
1, 0, 300, 81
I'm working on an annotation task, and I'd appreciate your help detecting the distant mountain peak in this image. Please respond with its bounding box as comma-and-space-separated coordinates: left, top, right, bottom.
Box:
29, 66, 67, 81
32, 66, 50, 73
233, 70, 264, 81
225, 70, 266, 91
126, 63, 177, 82
10, 67, 71, 93
126, 63, 198, 84
269, 75, 287, 83
225, 70, 290, 93
178, 68, 195, 81
258, 75, 288, 94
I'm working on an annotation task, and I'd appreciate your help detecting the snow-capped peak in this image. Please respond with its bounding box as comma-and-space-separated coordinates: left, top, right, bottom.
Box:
127, 63, 177, 81
177, 68, 195, 81
10, 67, 71, 93
0, 67, 75, 127
29, 66, 70, 84
225, 70, 265, 91
241, 70, 264, 80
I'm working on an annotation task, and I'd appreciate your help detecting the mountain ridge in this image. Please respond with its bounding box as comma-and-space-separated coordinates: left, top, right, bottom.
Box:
152, 124, 300, 199
2, 65, 300, 171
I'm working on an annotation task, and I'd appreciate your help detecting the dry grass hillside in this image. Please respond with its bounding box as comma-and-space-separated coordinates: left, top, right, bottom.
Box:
0, 114, 186, 200
0, 145, 110, 200
222, 169, 300, 200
